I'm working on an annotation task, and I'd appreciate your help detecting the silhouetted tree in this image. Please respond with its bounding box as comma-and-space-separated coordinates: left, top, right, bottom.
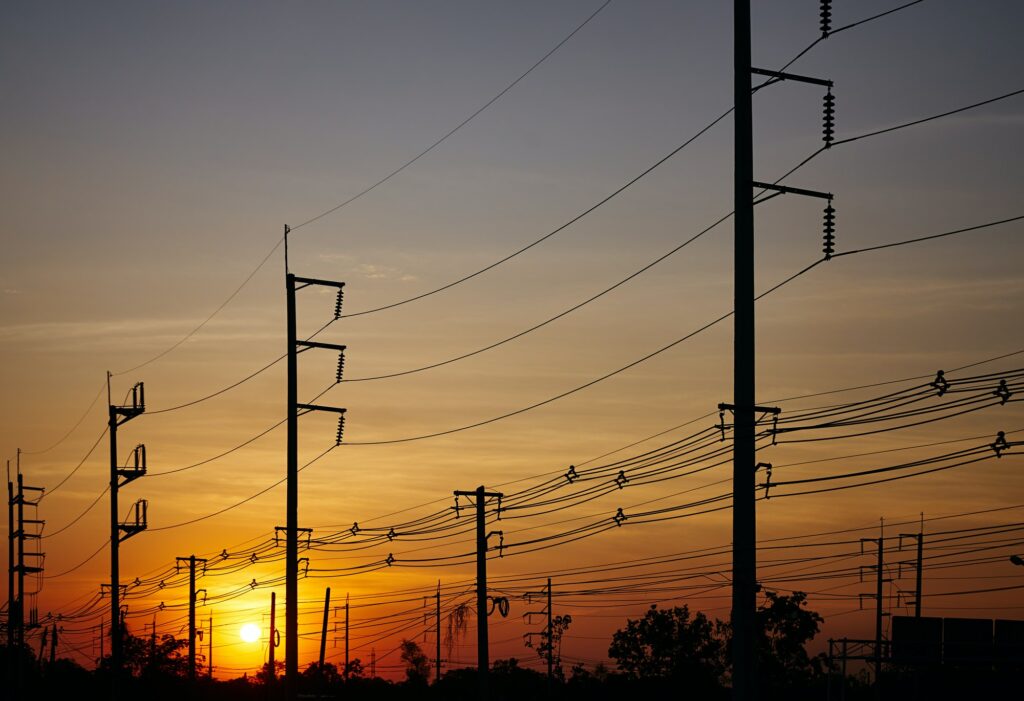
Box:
608, 603, 725, 694
399, 639, 431, 685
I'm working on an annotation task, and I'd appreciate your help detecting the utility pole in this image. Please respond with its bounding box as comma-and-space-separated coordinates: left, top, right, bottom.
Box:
318, 587, 331, 669
10, 458, 45, 700
345, 593, 350, 679
524, 578, 558, 695
176, 555, 207, 682
6, 460, 12, 654
453, 486, 503, 701
107, 376, 146, 699
899, 514, 925, 618
49, 623, 57, 664
435, 583, 441, 683
860, 536, 889, 692
269, 591, 277, 680
283, 224, 347, 700
546, 579, 553, 685
731, 4, 836, 698
732, 2, 757, 697
208, 613, 213, 678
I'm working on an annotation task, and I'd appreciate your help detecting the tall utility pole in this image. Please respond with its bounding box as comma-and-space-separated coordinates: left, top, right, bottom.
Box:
176, 555, 207, 681
107, 376, 146, 699
283, 224, 347, 700
453, 486, 503, 701
318, 587, 331, 668
732, 4, 836, 698
11, 466, 45, 656
732, 2, 757, 698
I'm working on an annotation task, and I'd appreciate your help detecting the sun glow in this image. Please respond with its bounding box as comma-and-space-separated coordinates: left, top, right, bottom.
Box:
240, 623, 260, 643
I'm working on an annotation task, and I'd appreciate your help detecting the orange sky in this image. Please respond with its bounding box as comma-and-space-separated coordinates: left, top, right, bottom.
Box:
3, 0, 1024, 680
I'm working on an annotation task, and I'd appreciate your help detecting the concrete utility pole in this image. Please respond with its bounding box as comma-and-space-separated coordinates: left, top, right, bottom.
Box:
107, 376, 146, 699
453, 486, 503, 701
269, 591, 277, 680
900, 515, 925, 618
434, 583, 442, 683
208, 613, 213, 678
860, 536, 888, 692
344, 593, 350, 678
176, 555, 207, 681
731, 3, 835, 698
731, 2, 756, 698
283, 224, 347, 700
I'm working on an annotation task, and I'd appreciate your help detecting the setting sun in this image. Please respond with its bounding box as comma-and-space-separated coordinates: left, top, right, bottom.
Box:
239, 623, 260, 644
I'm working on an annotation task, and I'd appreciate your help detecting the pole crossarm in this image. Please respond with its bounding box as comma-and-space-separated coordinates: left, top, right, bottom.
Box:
296, 340, 347, 352
751, 182, 833, 200
292, 275, 346, 290
295, 403, 346, 415
751, 67, 833, 87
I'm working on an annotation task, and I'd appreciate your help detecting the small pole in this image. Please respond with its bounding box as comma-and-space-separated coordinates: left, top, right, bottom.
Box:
435, 582, 442, 683
189, 556, 196, 681
546, 578, 553, 689
269, 591, 277, 680
875, 539, 884, 692
318, 587, 331, 668
208, 613, 213, 678
344, 594, 350, 678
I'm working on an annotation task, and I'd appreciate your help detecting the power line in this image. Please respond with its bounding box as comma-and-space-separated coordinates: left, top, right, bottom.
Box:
290, 0, 615, 232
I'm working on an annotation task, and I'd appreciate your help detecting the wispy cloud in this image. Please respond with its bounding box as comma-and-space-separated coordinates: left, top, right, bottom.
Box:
318, 253, 417, 282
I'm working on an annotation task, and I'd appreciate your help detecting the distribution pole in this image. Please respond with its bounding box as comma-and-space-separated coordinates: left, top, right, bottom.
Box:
915, 531, 923, 618
283, 226, 347, 700
50, 623, 57, 664
546, 578, 553, 686
208, 613, 213, 678
860, 536, 887, 691
176, 555, 206, 681
13, 469, 44, 655
269, 591, 277, 680
732, 1, 756, 699
435, 582, 442, 683
285, 243, 299, 699
6, 461, 12, 653
344, 593, 350, 678
318, 587, 331, 669
454, 485, 503, 701
107, 377, 145, 699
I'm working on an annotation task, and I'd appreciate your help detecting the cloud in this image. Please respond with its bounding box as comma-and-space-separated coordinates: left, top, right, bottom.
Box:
3, 288, 22, 295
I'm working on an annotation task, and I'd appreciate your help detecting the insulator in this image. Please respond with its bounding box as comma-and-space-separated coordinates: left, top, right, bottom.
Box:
823, 202, 836, 258
334, 288, 344, 320
822, 89, 835, 146
820, 0, 832, 36
336, 350, 346, 383
335, 414, 346, 445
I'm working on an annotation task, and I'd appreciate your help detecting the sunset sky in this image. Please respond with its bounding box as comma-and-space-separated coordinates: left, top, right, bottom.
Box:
2, 0, 1023, 680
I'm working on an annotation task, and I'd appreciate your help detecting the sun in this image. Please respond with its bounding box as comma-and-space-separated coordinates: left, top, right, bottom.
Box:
240, 623, 261, 643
